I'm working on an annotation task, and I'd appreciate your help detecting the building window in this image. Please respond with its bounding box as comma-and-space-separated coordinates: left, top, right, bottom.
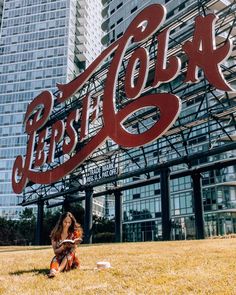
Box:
179, 3, 186, 11
117, 18, 123, 25
131, 6, 137, 14
117, 32, 123, 39
117, 2, 123, 9
154, 189, 160, 195
167, 11, 174, 19
133, 194, 140, 199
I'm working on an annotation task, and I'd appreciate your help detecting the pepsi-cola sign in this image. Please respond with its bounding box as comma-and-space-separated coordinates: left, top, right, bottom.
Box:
12, 4, 233, 193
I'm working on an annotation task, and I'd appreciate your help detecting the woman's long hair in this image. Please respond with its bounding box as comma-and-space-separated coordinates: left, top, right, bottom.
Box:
50, 211, 83, 241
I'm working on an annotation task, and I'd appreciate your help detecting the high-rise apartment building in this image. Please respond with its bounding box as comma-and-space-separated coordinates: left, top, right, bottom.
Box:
102, 0, 236, 241
0, 0, 103, 219
0, 1, 3, 28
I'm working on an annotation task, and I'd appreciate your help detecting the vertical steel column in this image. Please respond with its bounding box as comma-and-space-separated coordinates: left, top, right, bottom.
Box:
160, 168, 171, 241
192, 172, 205, 239
114, 190, 122, 242
84, 188, 93, 244
35, 198, 44, 245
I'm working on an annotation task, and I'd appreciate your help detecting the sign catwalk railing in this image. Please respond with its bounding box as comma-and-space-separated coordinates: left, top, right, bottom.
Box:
12, 4, 234, 194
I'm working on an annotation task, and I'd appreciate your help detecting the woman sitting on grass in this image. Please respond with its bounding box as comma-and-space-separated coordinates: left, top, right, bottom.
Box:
48, 211, 83, 278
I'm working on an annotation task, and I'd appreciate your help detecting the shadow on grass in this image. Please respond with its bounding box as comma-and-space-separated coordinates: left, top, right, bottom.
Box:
10, 268, 49, 276
9, 267, 94, 276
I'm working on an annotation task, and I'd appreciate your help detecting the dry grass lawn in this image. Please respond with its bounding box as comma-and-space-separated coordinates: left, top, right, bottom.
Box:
0, 239, 236, 294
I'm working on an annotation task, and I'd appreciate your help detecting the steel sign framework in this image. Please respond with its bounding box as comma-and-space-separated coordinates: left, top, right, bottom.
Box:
12, 1, 236, 242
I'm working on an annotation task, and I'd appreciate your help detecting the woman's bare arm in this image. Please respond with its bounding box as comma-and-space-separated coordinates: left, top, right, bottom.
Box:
51, 239, 65, 255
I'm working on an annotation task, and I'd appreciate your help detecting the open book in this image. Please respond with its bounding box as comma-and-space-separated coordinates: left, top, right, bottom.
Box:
59, 237, 82, 246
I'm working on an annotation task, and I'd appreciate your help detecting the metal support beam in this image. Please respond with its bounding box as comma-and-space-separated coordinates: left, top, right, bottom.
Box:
35, 199, 44, 245
22, 156, 236, 206
160, 168, 171, 241
84, 188, 93, 244
114, 191, 123, 242
192, 172, 205, 239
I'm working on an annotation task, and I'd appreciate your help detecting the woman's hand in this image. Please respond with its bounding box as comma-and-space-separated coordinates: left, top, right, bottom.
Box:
62, 243, 76, 251
61, 244, 66, 251
52, 239, 67, 255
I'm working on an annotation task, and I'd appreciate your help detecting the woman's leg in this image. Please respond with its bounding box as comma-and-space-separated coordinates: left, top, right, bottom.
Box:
72, 251, 80, 269
58, 255, 68, 272
48, 257, 60, 277
60, 250, 79, 271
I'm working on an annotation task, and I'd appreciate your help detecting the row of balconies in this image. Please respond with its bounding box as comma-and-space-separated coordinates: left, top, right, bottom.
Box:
101, 0, 235, 41
210, 0, 233, 10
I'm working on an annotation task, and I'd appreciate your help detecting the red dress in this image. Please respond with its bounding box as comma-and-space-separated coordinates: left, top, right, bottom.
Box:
50, 231, 80, 272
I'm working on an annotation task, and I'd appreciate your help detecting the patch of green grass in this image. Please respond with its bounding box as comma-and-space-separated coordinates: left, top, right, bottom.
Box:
0, 239, 236, 294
